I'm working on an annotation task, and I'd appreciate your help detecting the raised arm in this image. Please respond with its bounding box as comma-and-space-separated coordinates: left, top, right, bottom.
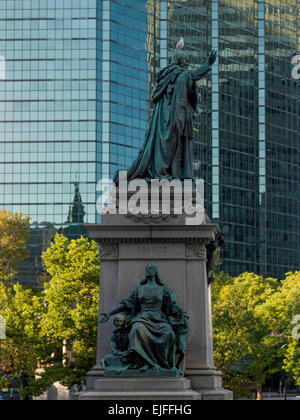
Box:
99, 303, 127, 323
191, 49, 217, 81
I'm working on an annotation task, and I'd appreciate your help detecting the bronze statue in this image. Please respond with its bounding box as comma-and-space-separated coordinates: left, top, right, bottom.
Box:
206, 228, 228, 284
114, 48, 217, 183
100, 264, 189, 376
102, 314, 130, 371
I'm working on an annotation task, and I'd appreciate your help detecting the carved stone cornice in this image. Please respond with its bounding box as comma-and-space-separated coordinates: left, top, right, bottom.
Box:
86, 223, 221, 244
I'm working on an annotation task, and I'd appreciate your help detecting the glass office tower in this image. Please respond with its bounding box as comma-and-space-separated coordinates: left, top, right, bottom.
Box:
155, 0, 300, 278
0, 0, 157, 286
0, 0, 299, 285
0, 0, 99, 285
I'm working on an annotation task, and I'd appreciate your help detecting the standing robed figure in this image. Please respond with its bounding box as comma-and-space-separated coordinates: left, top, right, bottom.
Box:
114, 47, 217, 183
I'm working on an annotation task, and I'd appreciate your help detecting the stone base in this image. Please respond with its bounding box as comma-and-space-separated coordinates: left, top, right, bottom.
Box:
185, 369, 233, 400
104, 369, 180, 377
79, 371, 232, 400
200, 389, 234, 400
78, 377, 201, 400
186, 368, 222, 389
84, 219, 234, 401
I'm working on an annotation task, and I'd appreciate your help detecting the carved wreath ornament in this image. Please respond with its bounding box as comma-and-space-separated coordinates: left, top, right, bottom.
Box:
185, 244, 207, 260
100, 244, 119, 259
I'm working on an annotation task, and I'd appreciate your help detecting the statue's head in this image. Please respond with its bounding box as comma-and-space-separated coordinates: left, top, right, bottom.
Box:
145, 264, 157, 278
172, 50, 189, 68
113, 314, 127, 328
141, 264, 164, 285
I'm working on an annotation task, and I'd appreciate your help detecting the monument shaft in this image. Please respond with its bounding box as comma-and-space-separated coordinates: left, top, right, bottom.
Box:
79, 217, 232, 399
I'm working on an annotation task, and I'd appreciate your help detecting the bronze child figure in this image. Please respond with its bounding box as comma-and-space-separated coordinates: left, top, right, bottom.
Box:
101, 314, 129, 371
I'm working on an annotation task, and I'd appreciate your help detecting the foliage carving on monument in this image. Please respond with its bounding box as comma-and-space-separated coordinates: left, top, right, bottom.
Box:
100, 244, 119, 259
185, 243, 207, 260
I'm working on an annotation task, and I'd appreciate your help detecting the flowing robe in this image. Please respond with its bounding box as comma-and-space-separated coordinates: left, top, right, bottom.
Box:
120, 284, 182, 369
121, 61, 211, 182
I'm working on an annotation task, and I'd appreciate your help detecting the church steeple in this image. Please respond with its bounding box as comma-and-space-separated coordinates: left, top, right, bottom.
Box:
67, 182, 85, 224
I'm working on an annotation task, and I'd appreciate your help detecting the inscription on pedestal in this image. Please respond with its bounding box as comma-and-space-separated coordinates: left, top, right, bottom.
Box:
118, 243, 189, 260
137, 245, 167, 256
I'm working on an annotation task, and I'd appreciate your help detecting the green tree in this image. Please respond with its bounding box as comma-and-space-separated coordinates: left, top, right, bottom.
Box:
280, 272, 300, 386
0, 210, 30, 283
259, 271, 300, 386
26, 234, 100, 396
0, 282, 43, 397
212, 271, 282, 399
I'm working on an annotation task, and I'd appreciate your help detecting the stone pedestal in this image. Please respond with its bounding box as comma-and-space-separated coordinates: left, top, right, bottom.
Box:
80, 377, 201, 400
79, 212, 232, 400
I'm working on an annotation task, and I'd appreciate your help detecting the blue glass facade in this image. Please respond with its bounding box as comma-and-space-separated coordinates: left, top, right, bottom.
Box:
164, 0, 299, 278
0, 0, 97, 228
0, 0, 299, 285
96, 0, 156, 223
0, 0, 157, 285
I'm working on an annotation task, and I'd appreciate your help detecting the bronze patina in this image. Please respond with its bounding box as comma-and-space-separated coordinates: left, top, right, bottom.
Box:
114, 49, 217, 183
100, 264, 189, 376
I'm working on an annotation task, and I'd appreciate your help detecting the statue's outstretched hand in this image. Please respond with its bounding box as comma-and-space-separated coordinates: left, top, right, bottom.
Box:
99, 312, 110, 323
208, 49, 217, 66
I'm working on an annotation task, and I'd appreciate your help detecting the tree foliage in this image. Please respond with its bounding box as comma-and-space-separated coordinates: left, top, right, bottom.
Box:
0, 210, 30, 283
0, 234, 100, 397
212, 270, 300, 398
27, 234, 100, 396
0, 282, 41, 376
259, 271, 300, 385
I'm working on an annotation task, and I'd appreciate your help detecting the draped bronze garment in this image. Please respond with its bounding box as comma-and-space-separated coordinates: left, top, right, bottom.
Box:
120, 61, 211, 182
120, 284, 179, 369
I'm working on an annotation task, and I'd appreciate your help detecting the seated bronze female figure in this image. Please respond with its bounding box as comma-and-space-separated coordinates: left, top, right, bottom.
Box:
100, 264, 189, 375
